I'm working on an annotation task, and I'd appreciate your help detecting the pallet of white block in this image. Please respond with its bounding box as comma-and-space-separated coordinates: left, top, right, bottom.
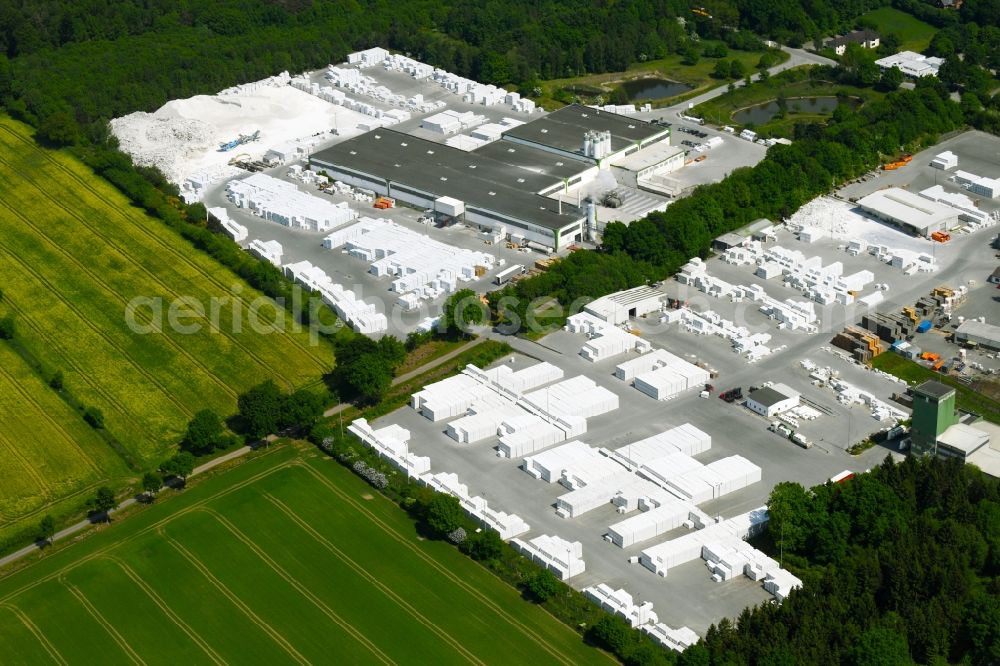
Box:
522, 440, 628, 490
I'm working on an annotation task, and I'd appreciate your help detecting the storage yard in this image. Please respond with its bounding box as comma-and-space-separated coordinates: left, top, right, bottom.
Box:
356, 327, 897, 636
345, 123, 999, 634
107, 47, 779, 338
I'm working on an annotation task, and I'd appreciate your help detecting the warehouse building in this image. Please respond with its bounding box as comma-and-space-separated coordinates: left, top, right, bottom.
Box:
311, 104, 674, 250
583, 285, 666, 325
954, 319, 1000, 350
744, 383, 800, 418
311, 129, 592, 249
856, 187, 958, 237
502, 104, 671, 167
936, 423, 990, 461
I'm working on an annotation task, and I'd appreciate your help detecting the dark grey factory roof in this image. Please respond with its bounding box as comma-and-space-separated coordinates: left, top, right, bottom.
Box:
747, 386, 791, 408
501, 104, 667, 155
311, 130, 585, 231
913, 380, 955, 399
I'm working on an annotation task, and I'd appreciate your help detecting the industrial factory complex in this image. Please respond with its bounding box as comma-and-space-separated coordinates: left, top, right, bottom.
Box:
101, 44, 1000, 651
310, 104, 675, 249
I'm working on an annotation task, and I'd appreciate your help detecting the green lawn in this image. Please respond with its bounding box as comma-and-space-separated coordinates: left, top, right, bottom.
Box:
0, 445, 609, 665
871, 353, 1000, 424
861, 7, 938, 53
0, 116, 332, 468
538, 43, 789, 109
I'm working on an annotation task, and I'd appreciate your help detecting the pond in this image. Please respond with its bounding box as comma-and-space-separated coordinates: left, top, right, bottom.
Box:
621, 78, 693, 101
732, 96, 859, 125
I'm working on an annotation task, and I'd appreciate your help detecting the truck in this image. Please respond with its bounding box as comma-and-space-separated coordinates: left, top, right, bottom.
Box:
494, 264, 525, 285
790, 432, 813, 449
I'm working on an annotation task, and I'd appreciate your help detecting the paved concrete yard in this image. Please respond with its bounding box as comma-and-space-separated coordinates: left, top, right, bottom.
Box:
838, 129, 1000, 217
372, 331, 884, 634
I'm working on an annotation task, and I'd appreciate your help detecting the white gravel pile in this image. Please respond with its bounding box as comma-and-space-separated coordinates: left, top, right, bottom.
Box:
110, 74, 366, 188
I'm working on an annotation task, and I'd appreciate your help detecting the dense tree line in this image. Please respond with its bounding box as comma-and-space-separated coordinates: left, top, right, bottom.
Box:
681, 456, 1000, 665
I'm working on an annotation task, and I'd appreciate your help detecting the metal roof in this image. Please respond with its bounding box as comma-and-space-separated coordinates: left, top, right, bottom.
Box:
311, 130, 586, 231
747, 386, 790, 408
501, 104, 668, 156
913, 380, 955, 400
937, 423, 989, 455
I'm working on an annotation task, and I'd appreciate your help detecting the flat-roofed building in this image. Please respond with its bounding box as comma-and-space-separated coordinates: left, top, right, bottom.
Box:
857, 187, 958, 237
501, 104, 671, 167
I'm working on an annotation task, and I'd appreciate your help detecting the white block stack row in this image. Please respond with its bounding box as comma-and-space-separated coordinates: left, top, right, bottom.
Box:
510, 534, 586, 580
283, 260, 388, 335
419, 472, 531, 540
522, 440, 627, 490
642, 623, 701, 653
291, 78, 415, 129
412, 362, 563, 422
639, 508, 769, 576
248, 239, 283, 267
208, 206, 248, 243
227, 174, 357, 232
606, 496, 696, 548
348, 419, 430, 477
344, 48, 537, 112
583, 584, 659, 628
324, 217, 496, 301
348, 419, 531, 540
608, 424, 712, 469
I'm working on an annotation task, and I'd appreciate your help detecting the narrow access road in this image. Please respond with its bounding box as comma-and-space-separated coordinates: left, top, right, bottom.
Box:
1, 336, 486, 570
657, 44, 837, 118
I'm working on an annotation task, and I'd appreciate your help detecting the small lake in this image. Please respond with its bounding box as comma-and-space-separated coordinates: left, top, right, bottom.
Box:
621, 78, 693, 101
733, 96, 858, 124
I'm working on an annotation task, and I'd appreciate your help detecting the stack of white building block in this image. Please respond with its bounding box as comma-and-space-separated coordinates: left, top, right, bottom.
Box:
608, 424, 712, 469
522, 440, 626, 490
226, 174, 357, 232
348, 419, 430, 477
421, 109, 487, 134
208, 206, 248, 243
640, 508, 769, 577
613, 349, 710, 401
952, 169, 1000, 199
642, 623, 701, 652
283, 260, 388, 335
606, 495, 697, 548
248, 239, 283, 267
583, 584, 658, 628
324, 217, 495, 301
566, 312, 652, 362
555, 471, 668, 518
662, 456, 762, 504
920, 185, 994, 227
413, 362, 563, 423
510, 534, 586, 580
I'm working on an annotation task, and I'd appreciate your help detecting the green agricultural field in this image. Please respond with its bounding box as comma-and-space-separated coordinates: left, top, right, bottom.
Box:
0, 116, 332, 468
0, 344, 130, 548
0, 445, 610, 665
861, 7, 938, 53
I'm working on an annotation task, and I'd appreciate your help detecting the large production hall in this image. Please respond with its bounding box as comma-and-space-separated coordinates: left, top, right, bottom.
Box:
310, 104, 677, 250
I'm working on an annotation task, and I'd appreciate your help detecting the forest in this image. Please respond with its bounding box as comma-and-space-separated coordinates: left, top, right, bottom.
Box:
680, 456, 1000, 665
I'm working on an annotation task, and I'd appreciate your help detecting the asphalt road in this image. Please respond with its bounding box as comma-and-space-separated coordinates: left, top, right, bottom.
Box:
658, 46, 836, 118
